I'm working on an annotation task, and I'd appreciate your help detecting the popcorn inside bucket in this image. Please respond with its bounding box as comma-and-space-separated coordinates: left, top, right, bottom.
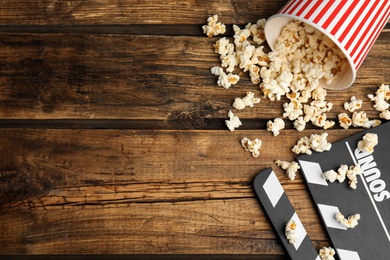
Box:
265, 16, 355, 90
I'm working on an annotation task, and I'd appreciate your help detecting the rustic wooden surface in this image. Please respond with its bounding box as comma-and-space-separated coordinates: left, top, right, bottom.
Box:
0, 0, 389, 259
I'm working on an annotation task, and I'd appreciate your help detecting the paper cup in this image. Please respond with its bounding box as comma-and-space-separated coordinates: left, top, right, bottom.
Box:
265, 0, 390, 90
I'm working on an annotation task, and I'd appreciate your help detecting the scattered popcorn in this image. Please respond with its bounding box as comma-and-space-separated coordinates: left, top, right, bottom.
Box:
292, 136, 311, 155
213, 37, 234, 56
338, 113, 352, 129
225, 110, 242, 132
267, 118, 285, 136
245, 19, 266, 45
357, 133, 378, 154
309, 132, 332, 153
323, 164, 347, 183
312, 86, 327, 101
319, 246, 336, 260
202, 15, 226, 37
344, 96, 363, 112
346, 164, 363, 189
368, 84, 390, 112
311, 114, 335, 129
351, 111, 375, 128
293, 133, 332, 155
249, 64, 261, 84
335, 212, 360, 229
220, 52, 239, 73
275, 160, 300, 180
241, 137, 262, 158
380, 110, 390, 120
283, 101, 303, 121
293, 116, 306, 132
211, 66, 240, 89
210, 66, 224, 76
232, 91, 260, 110
285, 220, 297, 244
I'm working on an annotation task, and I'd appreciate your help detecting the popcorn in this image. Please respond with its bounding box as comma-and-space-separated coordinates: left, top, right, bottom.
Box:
213, 37, 234, 56
338, 113, 352, 129
351, 111, 375, 128
335, 212, 360, 229
293, 116, 306, 132
323, 164, 347, 183
311, 86, 327, 101
311, 114, 335, 129
368, 84, 390, 112
357, 133, 378, 154
225, 110, 242, 132
210, 66, 224, 76
346, 164, 363, 189
309, 132, 332, 153
211, 66, 240, 89
202, 15, 226, 37
285, 220, 297, 244
380, 110, 390, 120
245, 19, 266, 45
283, 101, 303, 121
233, 25, 251, 51
220, 53, 239, 73
241, 137, 262, 158
275, 160, 300, 180
232, 91, 260, 110
266, 118, 285, 136
344, 96, 363, 112
292, 136, 311, 155
249, 64, 261, 84
319, 246, 336, 260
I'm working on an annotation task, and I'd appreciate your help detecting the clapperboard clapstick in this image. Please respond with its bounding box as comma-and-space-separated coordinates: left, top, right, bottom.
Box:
254, 167, 321, 260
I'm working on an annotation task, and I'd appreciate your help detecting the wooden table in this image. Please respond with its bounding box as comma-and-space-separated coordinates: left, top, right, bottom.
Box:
1, 1, 389, 259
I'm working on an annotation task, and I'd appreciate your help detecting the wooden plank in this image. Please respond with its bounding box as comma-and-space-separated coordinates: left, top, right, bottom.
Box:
0, 128, 361, 254
0, 0, 286, 26
0, 32, 389, 121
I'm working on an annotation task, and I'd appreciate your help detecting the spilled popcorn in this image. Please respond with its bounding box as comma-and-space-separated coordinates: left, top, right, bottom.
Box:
211, 66, 240, 89
323, 164, 348, 183
292, 133, 332, 155
202, 15, 226, 37
344, 96, 363, 112
275, 160, 300, 180
323, 164, 362, 189
357, 133, 378, 154
367, 84, 390, 112
335, 212, 360, 229
266, 118, 285, 136
338, 113, 352, 129
319, 246, 336, 260
232, 92, 260, 110
241, 137, 262, 158
346, 164, 363, 189
225, 110, 242, 132
285, 220, 297, 244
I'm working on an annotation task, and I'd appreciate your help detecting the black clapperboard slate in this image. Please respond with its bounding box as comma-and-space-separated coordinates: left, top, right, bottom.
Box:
297, 121, 390, 260
254, 167, 320, 260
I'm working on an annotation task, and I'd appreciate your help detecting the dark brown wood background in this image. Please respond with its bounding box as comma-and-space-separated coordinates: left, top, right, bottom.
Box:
0, 1, 389, 259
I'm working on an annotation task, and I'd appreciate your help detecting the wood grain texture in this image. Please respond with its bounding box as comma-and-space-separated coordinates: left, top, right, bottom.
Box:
1, 0, 390, 257
0, 129, 362, 254
0, 32, 389, 121
0, 0, 285, 26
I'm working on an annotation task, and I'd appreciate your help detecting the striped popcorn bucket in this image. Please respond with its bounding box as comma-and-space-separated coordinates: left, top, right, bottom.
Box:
265, 0, 390, 90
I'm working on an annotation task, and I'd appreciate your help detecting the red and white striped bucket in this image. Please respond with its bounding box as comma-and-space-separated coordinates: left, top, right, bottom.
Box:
265, 0, 390, 90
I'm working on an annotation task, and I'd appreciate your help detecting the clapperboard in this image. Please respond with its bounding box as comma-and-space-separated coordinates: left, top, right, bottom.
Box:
254, 168, 320, 260
297, 121, 390, 260
254, 121, 390, 260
